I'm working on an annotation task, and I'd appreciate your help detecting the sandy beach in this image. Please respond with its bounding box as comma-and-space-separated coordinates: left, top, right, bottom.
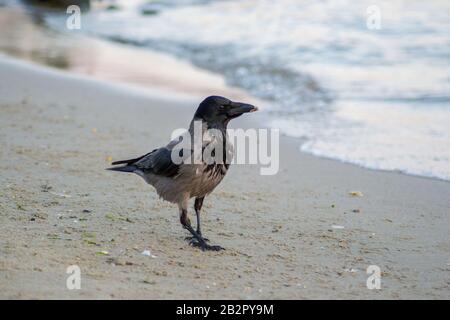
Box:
1, 51, 449, 299
0, 0, 449, 301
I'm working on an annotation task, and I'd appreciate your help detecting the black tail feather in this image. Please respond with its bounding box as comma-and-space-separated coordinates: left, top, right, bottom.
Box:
106, 165, 136, 173
111, 150, 156, 166
111, 158, 138, 165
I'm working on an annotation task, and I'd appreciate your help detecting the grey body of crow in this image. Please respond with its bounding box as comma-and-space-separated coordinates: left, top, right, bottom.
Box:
108, 119, 233, 211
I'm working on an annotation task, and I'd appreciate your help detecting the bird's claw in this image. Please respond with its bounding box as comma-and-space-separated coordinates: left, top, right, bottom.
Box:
189, 240, 224, 251
185, 236, 209, 242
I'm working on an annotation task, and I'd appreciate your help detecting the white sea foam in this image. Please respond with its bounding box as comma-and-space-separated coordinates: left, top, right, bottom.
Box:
45, 0, 450, 180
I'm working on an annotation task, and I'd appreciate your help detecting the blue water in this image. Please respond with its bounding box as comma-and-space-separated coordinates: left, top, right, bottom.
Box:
47, 0, 450, 180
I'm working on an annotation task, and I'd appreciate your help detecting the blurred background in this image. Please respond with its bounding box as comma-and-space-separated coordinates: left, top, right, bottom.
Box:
1, 0, 449, 180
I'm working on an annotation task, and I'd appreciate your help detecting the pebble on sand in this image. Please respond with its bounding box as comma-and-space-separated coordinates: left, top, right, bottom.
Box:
141, 249, 157, 258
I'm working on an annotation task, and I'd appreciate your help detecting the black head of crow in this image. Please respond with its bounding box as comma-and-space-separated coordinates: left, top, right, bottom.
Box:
194, 95, 258, 126
108, 96, 258, 251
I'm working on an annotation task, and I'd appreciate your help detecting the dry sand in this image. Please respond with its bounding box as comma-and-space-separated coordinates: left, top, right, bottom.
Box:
0, 54, 449, 299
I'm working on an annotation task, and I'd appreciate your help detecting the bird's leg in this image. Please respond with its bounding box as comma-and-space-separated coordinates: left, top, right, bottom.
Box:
185, 197, 209, 241
194, 197, 209, 240
179, 207, 224, 252
180, 209, 209, 249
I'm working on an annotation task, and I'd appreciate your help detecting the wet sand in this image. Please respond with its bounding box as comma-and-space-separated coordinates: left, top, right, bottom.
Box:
1, 54, 449, 299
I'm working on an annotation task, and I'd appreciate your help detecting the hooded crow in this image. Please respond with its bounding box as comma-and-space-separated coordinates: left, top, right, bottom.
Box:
108, 96, 258, 251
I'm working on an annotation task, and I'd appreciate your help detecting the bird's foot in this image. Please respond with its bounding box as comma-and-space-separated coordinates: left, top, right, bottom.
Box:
189, 239, 224, 251
185, 235, 209, 242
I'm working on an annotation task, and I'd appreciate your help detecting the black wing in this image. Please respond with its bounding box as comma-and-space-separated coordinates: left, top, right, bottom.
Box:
134, 147, 181, 178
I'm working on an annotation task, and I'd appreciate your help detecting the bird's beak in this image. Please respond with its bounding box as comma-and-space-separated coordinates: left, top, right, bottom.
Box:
228, 102, 258, 117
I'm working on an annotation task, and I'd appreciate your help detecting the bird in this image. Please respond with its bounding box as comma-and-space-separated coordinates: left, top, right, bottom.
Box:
107, 96, 258, 251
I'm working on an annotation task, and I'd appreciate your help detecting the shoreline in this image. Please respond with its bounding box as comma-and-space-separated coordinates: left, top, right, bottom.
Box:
0, 5, 259, 105
1, 53, 450, 299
